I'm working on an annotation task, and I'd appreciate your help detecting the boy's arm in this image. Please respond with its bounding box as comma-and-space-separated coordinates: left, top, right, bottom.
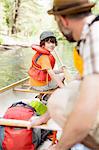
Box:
41, 55, 64, 88
47, 68, 64, 88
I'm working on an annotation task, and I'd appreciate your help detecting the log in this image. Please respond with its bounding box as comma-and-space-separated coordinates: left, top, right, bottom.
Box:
0, 44, 31, 49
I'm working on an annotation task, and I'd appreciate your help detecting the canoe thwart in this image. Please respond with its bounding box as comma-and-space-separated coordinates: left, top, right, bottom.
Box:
13, 87, 55, 94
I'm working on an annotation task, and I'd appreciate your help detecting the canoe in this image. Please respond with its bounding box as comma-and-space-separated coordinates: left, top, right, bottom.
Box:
0, 77, 54, 117
0, 77, 62, 149
0, 76, 60, 129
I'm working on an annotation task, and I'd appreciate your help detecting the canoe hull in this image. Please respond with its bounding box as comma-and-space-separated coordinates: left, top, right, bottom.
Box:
0, 77, 37, 116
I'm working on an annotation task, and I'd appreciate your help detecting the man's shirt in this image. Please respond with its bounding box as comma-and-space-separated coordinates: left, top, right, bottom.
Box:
79, 15, 99, 76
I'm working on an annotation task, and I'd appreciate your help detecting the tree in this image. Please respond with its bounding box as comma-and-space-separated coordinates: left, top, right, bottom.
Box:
11, 0, 21, 34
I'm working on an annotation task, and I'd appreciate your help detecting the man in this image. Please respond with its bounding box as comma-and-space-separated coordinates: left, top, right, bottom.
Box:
47, 0, 99, 149
28, 0, 99, 149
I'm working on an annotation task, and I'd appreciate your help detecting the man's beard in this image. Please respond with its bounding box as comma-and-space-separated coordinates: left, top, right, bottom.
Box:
57, 20, 76, 43
61, 31, 76, 43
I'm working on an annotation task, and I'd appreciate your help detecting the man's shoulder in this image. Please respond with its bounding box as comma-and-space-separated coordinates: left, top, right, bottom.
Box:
89, 15, 99, 33
91, 20, 99, 31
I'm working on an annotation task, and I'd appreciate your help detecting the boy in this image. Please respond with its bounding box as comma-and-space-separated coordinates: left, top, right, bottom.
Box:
28, 31, 64, 91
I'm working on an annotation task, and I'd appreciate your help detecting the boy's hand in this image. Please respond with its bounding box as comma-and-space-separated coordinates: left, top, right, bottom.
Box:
59, 66, 66, 73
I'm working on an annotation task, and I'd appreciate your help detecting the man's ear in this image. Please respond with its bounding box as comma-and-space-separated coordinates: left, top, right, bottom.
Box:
60, 16, 68, 27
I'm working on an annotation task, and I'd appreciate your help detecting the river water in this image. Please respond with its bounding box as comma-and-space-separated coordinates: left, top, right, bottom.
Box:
0, 41, 76, 89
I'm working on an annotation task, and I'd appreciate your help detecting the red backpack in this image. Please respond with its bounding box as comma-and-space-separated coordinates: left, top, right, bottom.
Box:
0, 102, 41, 150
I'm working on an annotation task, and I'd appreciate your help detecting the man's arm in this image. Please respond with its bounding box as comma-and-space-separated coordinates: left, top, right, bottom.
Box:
82, 134, 99, 149
50, 74, 99, 150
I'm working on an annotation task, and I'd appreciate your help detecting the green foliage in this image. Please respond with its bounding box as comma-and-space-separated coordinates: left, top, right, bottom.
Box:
3, 0, 14, 27
0, 37, 4, 44
0, 0, 56, 37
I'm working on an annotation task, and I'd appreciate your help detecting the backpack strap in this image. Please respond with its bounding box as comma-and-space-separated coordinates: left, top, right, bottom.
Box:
10, 101, 35, 112
89, 15, 99, 26
76, 39, 86, 54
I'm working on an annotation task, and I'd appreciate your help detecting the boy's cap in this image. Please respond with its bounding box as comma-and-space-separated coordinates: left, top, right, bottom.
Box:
48, 0, 95, 15
40, 31, 56, 41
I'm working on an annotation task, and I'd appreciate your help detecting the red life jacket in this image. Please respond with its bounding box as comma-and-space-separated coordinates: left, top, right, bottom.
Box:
28, 45, 55, 82
1, 102, 36, 150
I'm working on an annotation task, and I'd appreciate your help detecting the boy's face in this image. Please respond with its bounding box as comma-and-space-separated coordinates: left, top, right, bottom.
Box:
44, 39, 56, 52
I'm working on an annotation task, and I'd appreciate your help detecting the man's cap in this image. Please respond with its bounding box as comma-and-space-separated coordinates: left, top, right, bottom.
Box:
48, 0, 95, 16
40, 31, 56, 41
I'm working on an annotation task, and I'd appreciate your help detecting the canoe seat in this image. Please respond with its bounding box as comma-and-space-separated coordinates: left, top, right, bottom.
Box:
13, 84, 55, 94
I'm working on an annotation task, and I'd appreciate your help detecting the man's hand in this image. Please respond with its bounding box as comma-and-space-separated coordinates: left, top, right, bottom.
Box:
47, 144, 57, 150
27, 111, 50, 129
27, 116, 42, 129
47, 144, 66, 150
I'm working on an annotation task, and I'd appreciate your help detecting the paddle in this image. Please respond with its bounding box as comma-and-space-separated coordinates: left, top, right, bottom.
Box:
0, 118, 62, 131
54, 49, 71, 84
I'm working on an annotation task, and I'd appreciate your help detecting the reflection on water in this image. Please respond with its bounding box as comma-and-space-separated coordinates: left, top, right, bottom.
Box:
0, 41, 76, 88
0, 47, 33, 88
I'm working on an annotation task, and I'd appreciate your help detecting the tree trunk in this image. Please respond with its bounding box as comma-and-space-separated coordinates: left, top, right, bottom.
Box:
11, 0, 21, 34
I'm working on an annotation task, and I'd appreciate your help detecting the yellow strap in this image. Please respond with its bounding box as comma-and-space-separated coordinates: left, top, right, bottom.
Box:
73, 47, 83, 76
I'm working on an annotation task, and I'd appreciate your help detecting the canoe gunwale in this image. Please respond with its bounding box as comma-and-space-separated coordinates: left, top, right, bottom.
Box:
0, 77, 29, 93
